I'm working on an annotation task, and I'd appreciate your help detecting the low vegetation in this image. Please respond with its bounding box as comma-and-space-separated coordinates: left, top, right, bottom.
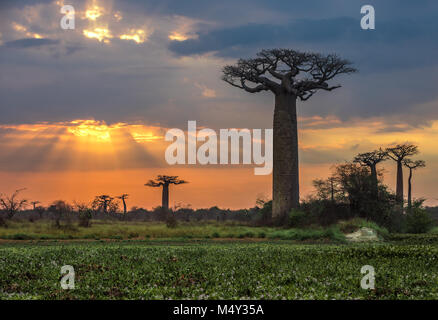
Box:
1, 241, 437, 300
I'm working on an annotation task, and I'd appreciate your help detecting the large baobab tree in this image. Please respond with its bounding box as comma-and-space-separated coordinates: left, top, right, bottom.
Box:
386, 144, 419, 204
117, 194, 129, 216
222, 49, 356, 219
0, 188, 28, 220
145, 175, 188, 211
353, 149, 387, 196
403, 159, 426, 211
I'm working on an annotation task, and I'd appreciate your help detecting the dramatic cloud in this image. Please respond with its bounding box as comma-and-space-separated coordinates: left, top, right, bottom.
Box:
3, 38, 59, 48
1, 0, 437, 207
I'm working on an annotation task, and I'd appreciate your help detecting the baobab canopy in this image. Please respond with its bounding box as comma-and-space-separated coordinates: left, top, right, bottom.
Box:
222, 49, 357, 99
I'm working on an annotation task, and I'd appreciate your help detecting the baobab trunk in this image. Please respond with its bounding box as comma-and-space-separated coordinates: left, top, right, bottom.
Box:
396, 160, 404, 204
407, 168, 412, 211
162, 183, 169, 210
122, 199, 127, 215
272, 92, 299, 219
370, 164, 378, 197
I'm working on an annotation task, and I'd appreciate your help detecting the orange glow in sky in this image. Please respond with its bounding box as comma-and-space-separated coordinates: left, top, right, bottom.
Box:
1, 118, 437, 209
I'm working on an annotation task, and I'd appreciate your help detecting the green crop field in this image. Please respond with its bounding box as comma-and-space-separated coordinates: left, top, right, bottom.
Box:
0, 241, 437, 300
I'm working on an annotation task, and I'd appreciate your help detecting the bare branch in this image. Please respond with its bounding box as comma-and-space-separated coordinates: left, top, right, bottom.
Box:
222, 48, 357, 100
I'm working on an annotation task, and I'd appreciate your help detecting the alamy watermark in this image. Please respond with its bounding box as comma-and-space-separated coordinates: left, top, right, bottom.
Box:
361, 265, 375, 290
361, 5, 375, 30
60, 265, 75, 290
165, 121, 273, 175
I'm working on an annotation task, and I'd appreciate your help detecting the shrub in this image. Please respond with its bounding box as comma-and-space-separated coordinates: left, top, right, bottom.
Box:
78, 208, 93, 227
288, 209, 308, 228
406, 207, 434, 234
165, 214, 178, 228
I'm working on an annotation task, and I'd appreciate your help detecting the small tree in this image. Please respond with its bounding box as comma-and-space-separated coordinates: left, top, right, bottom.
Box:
49, 200, 72, 228
30, 201, 41, 210
75, 202, 93, 227
0, 188, 28, 220
403, 159, 426, 211
117, 194, 129, 217
145, 175, 188, 211
312, 176, 342, 202
35, 206, 46, 219
386, 143, 419, 204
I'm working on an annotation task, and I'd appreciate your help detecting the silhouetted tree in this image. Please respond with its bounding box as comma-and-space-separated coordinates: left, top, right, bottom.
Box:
117, 194, 129, 216
92, 195, 114, 214
312, 176, 342, 202
49, 200, 71, 228
0, 188, 28, 220
353, 149, 387, 196
222, 49, 356, 220
75, 202, 93, 227
35, 206, 45, 219
145, 175, 188, 211
30, 201, 40, 210
386, 144, 419, 204
403, 159, 426, 211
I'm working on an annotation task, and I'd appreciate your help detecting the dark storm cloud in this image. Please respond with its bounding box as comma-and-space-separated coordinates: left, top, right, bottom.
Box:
168, 17, 438, 70
1, 0, 438, 130
3, 38, 60, 48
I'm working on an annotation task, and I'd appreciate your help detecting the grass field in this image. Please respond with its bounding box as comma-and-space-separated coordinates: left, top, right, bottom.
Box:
0, 220, 348, 242
0, 219, 395, 242
1, 240, 437, 300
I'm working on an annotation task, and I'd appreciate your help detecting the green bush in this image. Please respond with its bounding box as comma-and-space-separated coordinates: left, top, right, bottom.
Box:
78, 208, 93, 227
288, 209, 308, 228
166, 214, 178, 228
406, 207, 434, 234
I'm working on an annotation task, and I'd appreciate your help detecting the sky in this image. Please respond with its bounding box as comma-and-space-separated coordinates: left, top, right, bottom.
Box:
0, 0, 437, 209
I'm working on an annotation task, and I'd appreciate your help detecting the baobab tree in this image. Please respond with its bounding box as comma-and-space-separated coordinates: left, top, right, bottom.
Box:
117, 194, 129, 216
403, 159, 426, 211
145, 175, 188, 211
0, 188, 28, 220
386, 143, 419, 204
92, 195, 116, 214
30, 200, 41, 210
353, 149, 387, 196
222, 49, 356, 219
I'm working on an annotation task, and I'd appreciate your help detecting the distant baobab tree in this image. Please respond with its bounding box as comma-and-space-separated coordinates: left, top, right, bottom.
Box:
117, 194, 129, 216
145, 175, 188, 211
222, 49, 356, 220
0, 188, 28, 220
92, 195, 115, 214
403, 159, 426, 210
353, 149, 387, 196
386, 143, 419, 204
31, 200, 41, 210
